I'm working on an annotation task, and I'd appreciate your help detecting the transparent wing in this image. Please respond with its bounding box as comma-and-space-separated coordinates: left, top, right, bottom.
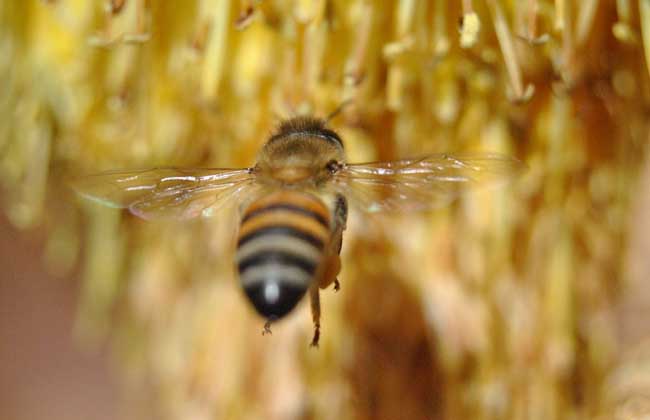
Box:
331, 153, 526, 213
70, 167, 257, 220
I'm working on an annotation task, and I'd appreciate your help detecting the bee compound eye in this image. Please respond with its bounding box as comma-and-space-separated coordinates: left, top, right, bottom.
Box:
243, 281, 308, 319
326, 160, 341, 174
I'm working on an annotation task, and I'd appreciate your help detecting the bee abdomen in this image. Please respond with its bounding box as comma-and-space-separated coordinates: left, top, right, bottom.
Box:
238, 249, 318, 278
236, 191, 331, 319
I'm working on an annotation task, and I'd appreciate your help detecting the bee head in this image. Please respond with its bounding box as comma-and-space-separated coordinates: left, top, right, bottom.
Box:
256, 117, 346, 184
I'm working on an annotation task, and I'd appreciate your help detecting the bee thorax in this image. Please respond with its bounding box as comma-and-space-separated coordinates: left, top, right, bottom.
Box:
268, 166, 314, 183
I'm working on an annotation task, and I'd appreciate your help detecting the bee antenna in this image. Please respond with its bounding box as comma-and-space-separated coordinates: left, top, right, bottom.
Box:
325, 99, 354, 123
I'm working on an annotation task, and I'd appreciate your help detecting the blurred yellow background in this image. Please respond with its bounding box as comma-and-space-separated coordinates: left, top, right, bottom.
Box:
2, 1, 650, 419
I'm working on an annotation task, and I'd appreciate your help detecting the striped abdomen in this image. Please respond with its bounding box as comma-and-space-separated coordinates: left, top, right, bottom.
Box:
236, 190, 331, 319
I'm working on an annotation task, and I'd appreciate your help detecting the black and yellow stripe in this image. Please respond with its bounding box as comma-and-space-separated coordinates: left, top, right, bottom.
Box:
236, 190, 332, 319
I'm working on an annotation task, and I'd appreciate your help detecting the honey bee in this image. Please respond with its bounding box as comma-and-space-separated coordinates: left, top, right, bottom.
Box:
72, 117, 524, 346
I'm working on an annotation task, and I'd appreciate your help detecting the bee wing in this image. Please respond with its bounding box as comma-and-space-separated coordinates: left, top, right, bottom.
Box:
70, 167, 258, 220
331, 153, 526, 213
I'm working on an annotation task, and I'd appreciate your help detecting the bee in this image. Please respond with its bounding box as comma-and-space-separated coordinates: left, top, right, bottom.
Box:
72, 116, 524, 346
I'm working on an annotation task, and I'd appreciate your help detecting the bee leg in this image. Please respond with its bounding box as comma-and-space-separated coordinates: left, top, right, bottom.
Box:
318, 253, 341, 290
331, 233, 343, 291
320, 215, 345, 291
309, 284, 321, 347
262, 318, 274, 336
333, 278, 340, 292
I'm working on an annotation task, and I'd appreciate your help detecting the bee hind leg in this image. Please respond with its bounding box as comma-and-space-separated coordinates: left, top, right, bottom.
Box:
262, 317, 275, 336
319, 223, 344, 292
309, 284, 321, 347
318, 253, 341, 290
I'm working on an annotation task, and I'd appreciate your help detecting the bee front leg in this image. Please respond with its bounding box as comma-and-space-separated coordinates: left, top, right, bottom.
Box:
309, 284, 321, 347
